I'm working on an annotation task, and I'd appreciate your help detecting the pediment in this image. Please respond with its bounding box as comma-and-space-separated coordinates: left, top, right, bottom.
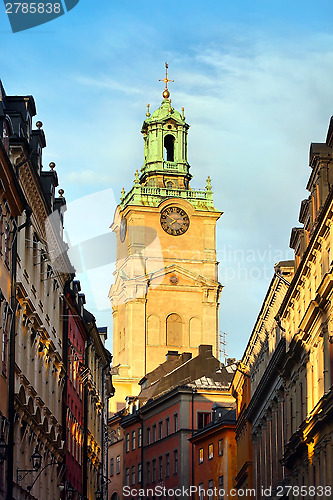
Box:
149, 264, 220, 288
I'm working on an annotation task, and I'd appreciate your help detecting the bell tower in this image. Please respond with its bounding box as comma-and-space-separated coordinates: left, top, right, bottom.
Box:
110, 65, 223, 412
141, 63, 191, 191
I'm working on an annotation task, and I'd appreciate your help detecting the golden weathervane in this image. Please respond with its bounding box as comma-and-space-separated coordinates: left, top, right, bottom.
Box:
159, 62, 174, 99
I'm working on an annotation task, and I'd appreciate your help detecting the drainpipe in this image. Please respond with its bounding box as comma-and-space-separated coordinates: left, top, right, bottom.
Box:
7, 206, 31, 500
82, 339, 90, 499
191, 388, 196, 498
144, 274, 150, 375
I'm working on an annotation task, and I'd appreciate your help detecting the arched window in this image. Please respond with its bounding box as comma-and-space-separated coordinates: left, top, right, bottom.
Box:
164, 135, 175, 161
166, 314, 182, 346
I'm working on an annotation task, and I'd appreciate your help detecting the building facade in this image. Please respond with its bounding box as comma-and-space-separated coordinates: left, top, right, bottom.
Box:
278, 128, 333, 494
190, 406, 237, 500
233, 261, 294, 499
63, 280, 87, 498
83, 310, 113, 500
6, 85, 70, 500
0, 80, 114, 500
110, 73, 222, 411
109, 345, 236, 499
233, 115, 333, 499
108, 410, 124, 500
0, 81, 26, 499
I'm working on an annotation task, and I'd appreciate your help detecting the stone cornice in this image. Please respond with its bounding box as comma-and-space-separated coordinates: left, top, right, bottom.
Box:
279, 187, 333, 319
246, 337, 286, 422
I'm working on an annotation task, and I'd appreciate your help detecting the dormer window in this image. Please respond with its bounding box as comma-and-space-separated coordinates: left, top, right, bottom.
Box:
26, 112, 31, 140
2, 120, 10, 154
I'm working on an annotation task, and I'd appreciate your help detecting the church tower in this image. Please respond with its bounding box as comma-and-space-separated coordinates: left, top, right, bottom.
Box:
110, 64, 223, 411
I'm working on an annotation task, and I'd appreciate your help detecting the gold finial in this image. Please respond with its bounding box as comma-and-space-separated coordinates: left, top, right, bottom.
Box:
134, 169, 140, 184
205, 176, 212, 191
159, 62, 174, 100
120, 187, 125, 201
168, 99, 172, 113
182, 107, 185, 119
58, 189, 64, 197
146, 104, 150, 118
36, 121, 43, 130
49, 162, 56, 171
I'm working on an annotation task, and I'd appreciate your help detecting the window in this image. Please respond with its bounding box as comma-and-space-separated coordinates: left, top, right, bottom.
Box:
110, 457, 114, 476
146, 462, 151, 484
116, 455, 120, 474
159, 456, 163, 480
147, 427, 151, 445
218, 439, 223, 456
132, 430, 136, 450
166, 417, 170, 436
173, 449, 178, 474
197, 412, 211, 429
138, 463, 142, 483
199, 484, 204, 500
165, 453, 170, 477
166, 313, 182, 346
152, 424, 157, 443
138, 427, 142, 447
164, 134, 175, 162
173, 413, 178, 432
208, 480, 213, 500
125, 433, 130, 452
208, 443, 213, 460
152, 459, 156, 482
219, 476, 224, 500
159, 421, 163, 440
125, 468, 129, 486
131, 465, 136, 485
199, 447, 204, 464
4, 222, 11, 268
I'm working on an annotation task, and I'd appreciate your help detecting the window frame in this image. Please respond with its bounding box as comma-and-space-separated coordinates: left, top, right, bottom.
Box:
199, 447, 204, 464
218, 438, 223, 456
131, 430, 136, 450
173, 449, 178, 475
173, 413, 178, 432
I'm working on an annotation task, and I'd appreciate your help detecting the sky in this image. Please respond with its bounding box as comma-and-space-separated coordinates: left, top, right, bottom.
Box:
1, 0, 333, 360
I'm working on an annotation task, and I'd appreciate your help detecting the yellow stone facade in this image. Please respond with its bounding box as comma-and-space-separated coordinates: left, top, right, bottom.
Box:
110, 94, 222, 412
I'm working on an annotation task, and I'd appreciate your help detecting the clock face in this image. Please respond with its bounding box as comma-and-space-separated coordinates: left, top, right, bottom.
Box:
120, 217, 127, 242
160, 206, 190, 236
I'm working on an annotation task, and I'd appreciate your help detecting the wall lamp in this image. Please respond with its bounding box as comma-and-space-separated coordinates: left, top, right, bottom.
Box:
16, 446, 42, 481
95, 476, 111, 500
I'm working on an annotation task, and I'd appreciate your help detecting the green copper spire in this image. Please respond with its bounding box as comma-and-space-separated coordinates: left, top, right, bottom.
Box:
140, 96, 191, 188
120, 64, 216, 210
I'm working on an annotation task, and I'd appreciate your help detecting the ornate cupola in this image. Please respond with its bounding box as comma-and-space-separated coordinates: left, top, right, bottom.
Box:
120, 63, 215, 211
140, 63, 191, 190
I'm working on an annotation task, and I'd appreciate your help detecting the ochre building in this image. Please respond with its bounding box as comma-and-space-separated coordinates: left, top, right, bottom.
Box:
110, 71, 223, 411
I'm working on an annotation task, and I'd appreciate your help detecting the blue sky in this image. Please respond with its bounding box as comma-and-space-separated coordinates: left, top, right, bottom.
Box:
1, 0, 333, 360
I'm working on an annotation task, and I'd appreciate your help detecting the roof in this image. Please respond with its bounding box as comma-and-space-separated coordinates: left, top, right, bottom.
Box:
190, 408, 236, 442
144, 99, 185, 125
138, 346, 236, 402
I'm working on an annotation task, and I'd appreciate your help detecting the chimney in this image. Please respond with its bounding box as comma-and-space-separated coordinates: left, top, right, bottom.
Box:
181, 352, 192, 363
198, 345, 213, 357
166, 351, 179, 361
